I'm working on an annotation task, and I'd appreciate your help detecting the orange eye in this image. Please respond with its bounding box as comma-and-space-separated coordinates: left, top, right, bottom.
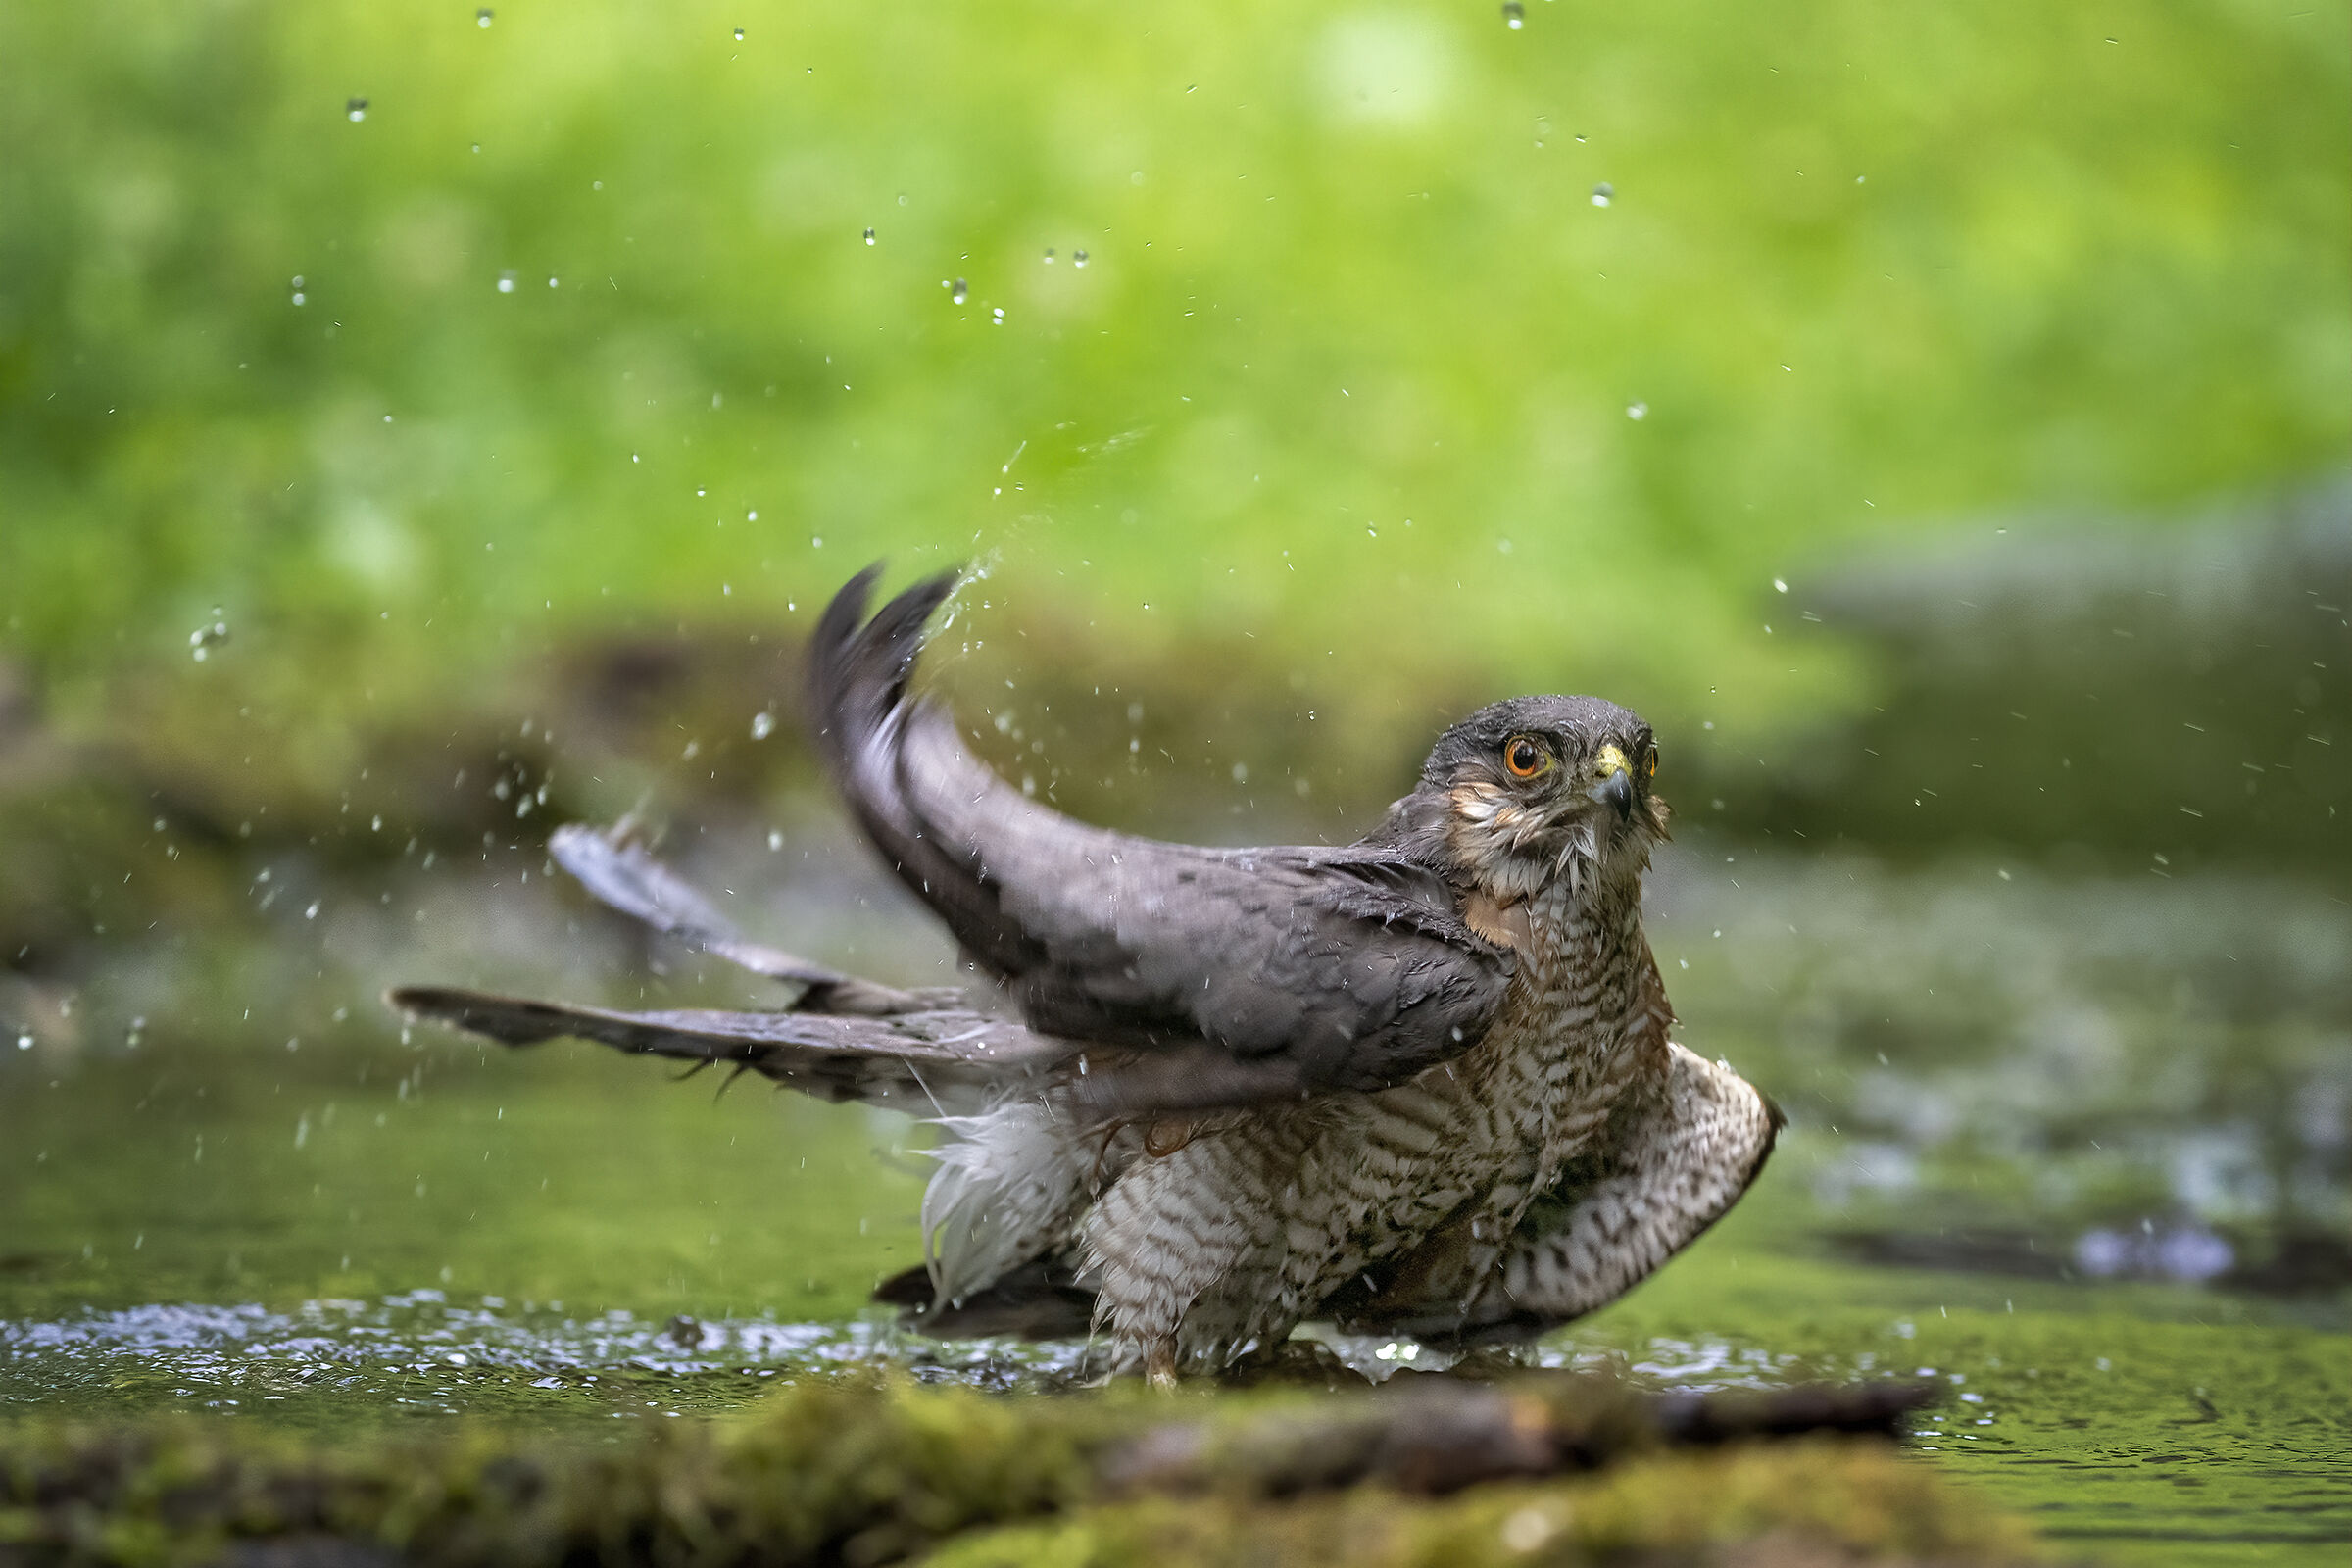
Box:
1504, 735, 1547, 778
1644, 746, 1658, 779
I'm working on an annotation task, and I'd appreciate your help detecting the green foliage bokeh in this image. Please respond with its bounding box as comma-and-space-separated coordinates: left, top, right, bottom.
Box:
2, 0, 2345, 738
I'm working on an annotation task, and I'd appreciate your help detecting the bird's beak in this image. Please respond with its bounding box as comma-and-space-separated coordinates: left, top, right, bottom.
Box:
1591, 745, 1635, 818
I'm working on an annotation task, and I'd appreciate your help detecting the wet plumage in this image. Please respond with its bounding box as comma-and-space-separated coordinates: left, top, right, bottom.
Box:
394, 567, 1780, 1381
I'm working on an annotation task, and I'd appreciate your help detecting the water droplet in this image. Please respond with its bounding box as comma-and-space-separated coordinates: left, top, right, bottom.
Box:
750, 711, 776, 741
1591, 182, 1613, 207
476, 8, 493, 26
496, 270, 516, 293
810, 535, 823, 549
547, 275, 559, 288
14, 1034, 29, 1051
948, 278, 968, 304
305, 900, 321, 920
346, 98, 368, 122
1626, 401, 1647, 420
862, 226, 875, 245
733, 26, 745, 40
1072, 250, 1089, 268
767, 830, 785, 851
991, 306, 1005, 324
1497, 538, 1514, 555
747, 509, 758, 521
630, 452, 640, 463
1773, 577, 1788, 593
1502, 2, 1524, 27
1043, 248, 1056, 263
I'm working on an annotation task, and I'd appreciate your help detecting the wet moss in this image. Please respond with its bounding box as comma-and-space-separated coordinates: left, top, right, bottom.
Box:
0, 1376, 2035, 1567
935, 1442, 2038, 1568
2, 1379, 1097, 1566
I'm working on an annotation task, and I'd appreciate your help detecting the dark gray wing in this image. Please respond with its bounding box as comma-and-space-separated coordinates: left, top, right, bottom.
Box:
387, 985, 1066, 1115
547, 823, 962, 1015
808, 567, 1514, 1113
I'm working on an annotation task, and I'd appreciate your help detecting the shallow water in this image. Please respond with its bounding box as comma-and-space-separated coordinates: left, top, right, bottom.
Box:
3, 834, 2347, 1561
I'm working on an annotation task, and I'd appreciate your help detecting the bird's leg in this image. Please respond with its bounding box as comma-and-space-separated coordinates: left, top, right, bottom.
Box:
1144, 1338, 1180, 1392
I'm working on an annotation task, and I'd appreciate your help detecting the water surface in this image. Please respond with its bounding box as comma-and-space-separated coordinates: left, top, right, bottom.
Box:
4, 835, 2344, 1562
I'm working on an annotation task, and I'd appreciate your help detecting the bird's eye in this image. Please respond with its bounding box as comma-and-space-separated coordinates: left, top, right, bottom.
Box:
1644, 745, 1658, 779
1504, 735, 1548, 778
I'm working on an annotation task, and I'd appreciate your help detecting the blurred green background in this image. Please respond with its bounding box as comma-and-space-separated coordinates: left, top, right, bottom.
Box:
3, 2, 2349, 1558
5, 0, 2345, 737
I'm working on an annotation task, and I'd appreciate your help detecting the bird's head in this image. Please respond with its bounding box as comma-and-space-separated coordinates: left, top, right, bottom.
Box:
1404, 695, 1669, 902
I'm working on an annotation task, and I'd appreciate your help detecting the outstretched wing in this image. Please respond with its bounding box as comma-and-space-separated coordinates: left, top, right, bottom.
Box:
809, 567, 1514, 1113
386, 986, 1066, 1116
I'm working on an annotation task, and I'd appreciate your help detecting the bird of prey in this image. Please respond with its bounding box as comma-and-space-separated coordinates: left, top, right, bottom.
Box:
394, 567, 1779, 1384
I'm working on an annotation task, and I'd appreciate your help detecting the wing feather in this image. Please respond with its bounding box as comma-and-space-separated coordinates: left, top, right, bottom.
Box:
387, 985, 1066, 1114
809, 568, 1513, 1111
546, 823, 962, 1015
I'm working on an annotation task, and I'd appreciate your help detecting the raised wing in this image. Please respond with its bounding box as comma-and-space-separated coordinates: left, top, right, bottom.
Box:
808, 567, 1514, 1112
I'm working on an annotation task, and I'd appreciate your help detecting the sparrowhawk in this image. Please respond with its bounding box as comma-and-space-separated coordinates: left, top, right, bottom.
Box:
394, 567, 1780, 1383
